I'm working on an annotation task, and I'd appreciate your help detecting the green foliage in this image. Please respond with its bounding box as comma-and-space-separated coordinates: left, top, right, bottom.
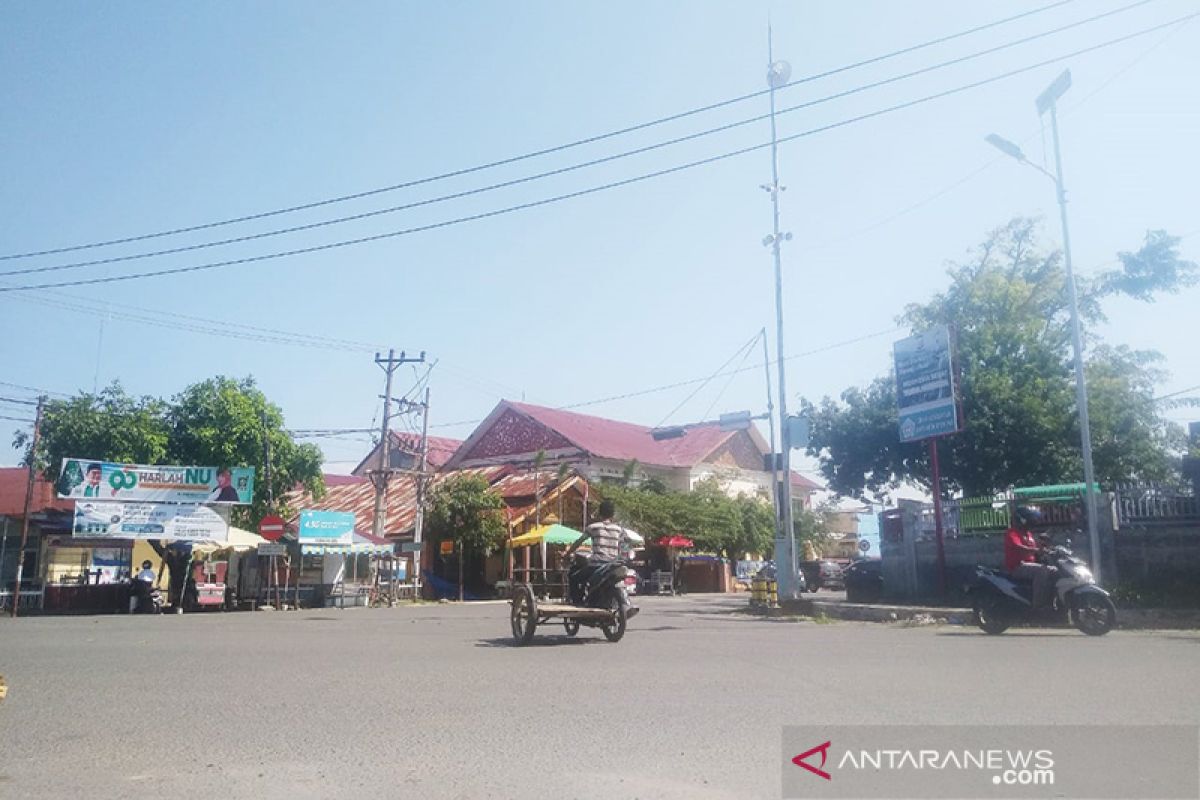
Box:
15, 377, 324, 525
16, 382, 170, 475
600, 478, 775, 560
426, 473, 506, 556
1095, 230, 1198, 302
806, 219, 1194, 498
167, 376, 325, 523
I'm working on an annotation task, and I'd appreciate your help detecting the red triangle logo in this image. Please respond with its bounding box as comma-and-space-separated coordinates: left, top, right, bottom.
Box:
792, 740, 832, 781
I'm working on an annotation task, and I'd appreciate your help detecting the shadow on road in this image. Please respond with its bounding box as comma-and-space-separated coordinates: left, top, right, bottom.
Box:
475, 636, 603, 648
934, 629, 1082, 638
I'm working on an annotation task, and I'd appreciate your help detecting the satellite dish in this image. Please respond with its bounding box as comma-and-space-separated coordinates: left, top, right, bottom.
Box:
767, 60, 791, 89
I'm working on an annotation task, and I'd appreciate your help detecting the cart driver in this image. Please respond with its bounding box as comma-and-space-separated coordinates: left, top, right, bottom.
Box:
563, 499, 639, 619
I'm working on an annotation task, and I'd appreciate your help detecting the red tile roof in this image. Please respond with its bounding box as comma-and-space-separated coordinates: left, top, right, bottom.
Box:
0, 467, 74, 516
322, 473, 368, 487
502, 402, 741, 469
791, 471, 822, 492
391, 431, 462, 469
350, 432, 463, 476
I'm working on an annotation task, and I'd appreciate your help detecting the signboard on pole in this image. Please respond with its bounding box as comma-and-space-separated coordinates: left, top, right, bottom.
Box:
258, 515, 286, 542
893, 327, 959, 442
57, 459, 255, 504
72, 501, 229, 541
298, 510, 355, 546
258, 542, 287, 557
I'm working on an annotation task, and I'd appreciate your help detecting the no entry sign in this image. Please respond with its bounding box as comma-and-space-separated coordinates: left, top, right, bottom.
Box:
258, 514, 286, 541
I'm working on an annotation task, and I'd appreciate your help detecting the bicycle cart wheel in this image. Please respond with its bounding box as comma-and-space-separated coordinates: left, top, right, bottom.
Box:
510, 584, 538, 646
563, 619, 580, 637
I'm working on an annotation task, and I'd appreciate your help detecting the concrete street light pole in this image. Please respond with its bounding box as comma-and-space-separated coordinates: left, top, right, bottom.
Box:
986, 69, 1102, 582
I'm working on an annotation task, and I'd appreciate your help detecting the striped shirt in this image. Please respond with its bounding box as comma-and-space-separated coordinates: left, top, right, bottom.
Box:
584, 521, 627, 560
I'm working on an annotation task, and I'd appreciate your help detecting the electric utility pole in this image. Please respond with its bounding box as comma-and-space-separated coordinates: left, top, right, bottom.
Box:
11, 397, 45, 618
412, 387, 431, 600
371, 349, 425, 539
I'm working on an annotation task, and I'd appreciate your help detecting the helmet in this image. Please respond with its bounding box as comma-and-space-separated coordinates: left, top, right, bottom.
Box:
1014, 506, 1043, 527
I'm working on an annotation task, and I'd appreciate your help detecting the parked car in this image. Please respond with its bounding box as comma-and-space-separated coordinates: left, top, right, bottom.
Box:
818, 560, 845, 591
843, 559, 883, 603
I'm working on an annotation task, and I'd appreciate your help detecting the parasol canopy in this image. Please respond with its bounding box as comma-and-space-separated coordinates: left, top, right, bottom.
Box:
509, 523, 584, 548
656, 535, 694, 548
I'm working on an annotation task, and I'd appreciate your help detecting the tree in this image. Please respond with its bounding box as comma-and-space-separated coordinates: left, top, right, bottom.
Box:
15, 376, 325, 607
167, 376, 324, 524
599, 479, 775, 562
15, 382, 170, 478
15, 376, 325, 525
425, 473, 506, 601
806, 219, 1196, 498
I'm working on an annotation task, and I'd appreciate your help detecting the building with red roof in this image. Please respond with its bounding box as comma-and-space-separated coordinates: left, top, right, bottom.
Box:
350, 431, 463, 477
443, 400, 819, 505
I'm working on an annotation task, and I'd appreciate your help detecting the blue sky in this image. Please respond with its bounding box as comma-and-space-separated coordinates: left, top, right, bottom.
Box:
2, 1, 1198, 473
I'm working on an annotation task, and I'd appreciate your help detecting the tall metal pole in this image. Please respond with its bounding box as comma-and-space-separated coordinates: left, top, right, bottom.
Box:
767, 27, 799, 599
11, 397, 45, 618
1048, 104, 1102, 581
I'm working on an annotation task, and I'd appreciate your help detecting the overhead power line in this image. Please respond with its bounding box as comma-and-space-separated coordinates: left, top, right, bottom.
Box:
0, 0, 1156, 280
1154, 384, 1200, 402
430, 327, 902, 430
0, 0, 1079, 262
0, 380, 66, 398
4, 10, 1192, 294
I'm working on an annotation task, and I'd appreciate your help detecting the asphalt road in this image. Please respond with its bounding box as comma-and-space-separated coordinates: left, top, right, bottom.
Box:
2, 596, 1197, 800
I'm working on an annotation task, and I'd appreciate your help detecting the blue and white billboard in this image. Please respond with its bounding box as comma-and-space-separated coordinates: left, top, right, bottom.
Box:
298, 510, 356, 546
893, 327, 959, 442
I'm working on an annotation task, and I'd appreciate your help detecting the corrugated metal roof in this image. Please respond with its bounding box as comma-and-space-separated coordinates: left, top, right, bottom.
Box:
284, 466, 572, 539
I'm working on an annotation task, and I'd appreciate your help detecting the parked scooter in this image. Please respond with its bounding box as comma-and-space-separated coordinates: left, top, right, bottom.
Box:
128, 561, 164, 615
966, 537, 1117, 636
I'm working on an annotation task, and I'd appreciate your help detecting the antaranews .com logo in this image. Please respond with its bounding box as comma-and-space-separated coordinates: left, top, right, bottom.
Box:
791, 739, 1055, 787
781, 725, 1197, 799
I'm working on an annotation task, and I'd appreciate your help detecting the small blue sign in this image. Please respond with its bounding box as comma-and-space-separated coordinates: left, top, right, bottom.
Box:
298, 510, 356, 545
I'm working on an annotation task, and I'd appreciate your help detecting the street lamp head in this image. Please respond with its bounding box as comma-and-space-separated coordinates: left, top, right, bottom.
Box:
767, 60, 791, 89
985, 133, 1026, 162
1035, 69, 1072, 116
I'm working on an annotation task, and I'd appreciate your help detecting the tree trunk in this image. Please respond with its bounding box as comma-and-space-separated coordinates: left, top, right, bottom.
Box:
458, 547, 464, 603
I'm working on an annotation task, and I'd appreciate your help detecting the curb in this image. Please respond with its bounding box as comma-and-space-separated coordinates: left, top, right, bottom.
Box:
779, 599, 971, 626
772, 598, 1200, 630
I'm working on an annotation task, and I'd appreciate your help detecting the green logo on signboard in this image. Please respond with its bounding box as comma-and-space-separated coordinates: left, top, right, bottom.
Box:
109, 470, 138, 491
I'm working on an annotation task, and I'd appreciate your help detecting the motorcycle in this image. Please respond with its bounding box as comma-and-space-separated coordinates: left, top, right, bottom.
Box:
966, 538, 1117, 636
564, 553, 635, 640
129, 576, 164, 615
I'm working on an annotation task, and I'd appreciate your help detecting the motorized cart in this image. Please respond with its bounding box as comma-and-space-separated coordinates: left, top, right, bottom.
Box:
508, 583, 627, 646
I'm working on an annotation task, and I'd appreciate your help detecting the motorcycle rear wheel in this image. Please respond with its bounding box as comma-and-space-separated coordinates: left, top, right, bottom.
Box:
600, 591, 627, 643
1072, 593, 1116, 636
